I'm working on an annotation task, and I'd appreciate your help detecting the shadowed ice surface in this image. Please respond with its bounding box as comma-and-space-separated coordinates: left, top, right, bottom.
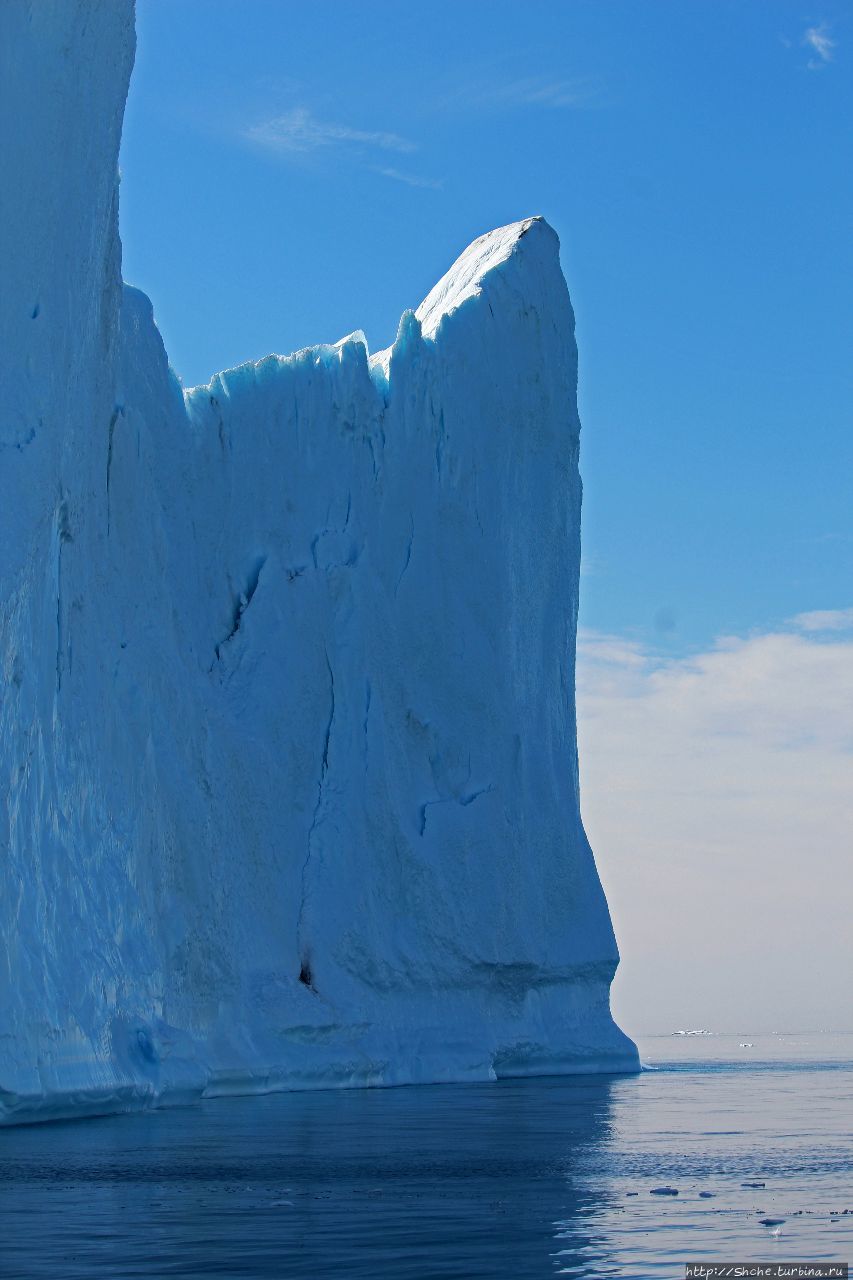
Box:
0, 1034, 851, 1278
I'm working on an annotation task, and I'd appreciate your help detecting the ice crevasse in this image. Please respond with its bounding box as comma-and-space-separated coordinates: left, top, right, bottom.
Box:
0, 0, 638, 1124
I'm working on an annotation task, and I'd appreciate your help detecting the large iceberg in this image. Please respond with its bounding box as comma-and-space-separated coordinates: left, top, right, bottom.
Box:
0, 1, 637, 1123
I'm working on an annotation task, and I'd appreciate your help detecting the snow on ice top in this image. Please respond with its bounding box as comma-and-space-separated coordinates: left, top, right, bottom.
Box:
370, 216, 553, 379
415, 216, 545, 338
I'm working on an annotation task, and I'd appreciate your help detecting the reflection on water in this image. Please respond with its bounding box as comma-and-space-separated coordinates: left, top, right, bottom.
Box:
1, 1034, 851, 1279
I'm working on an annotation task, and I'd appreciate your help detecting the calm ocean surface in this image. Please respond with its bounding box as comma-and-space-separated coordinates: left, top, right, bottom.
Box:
1, 1032, 850, 1279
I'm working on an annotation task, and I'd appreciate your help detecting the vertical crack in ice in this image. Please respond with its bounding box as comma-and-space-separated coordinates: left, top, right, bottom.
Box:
366, 433, 383, 482
54, 499, 72, 694
105, 405, 123, 534
320, 654, 335, 774
419, 797, 449, 836
435, 408, 447, 478
297, 649, 336, 974
394, 516, 415, 596
209, 556, 267, 669
310, 531, 328, 571
363, 679, 371, 772
55, 556, 62, 694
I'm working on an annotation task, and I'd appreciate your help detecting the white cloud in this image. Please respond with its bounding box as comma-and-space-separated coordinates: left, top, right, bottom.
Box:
445, 73, 600, 112
492, 75, 596, 108
791, 607, 853, 633
245, 107, 416, 156
375, 166, 444, 190
576, 621, 853, 1038
803, 22, 836, 68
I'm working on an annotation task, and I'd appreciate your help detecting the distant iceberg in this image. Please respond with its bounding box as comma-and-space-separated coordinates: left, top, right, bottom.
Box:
0, 0, 637, 1124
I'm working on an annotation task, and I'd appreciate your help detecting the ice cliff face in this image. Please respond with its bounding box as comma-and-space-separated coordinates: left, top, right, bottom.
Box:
0, 2, 637, 1123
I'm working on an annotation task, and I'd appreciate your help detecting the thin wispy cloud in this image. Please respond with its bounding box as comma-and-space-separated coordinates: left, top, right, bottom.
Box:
803, 21, 836, 69
577, 619, 853, 1034
245, 106, 416, 156
375, 167, 444, 190
444, 72, 601, 113
243, 107, 441, 189
492, 75, 597, 108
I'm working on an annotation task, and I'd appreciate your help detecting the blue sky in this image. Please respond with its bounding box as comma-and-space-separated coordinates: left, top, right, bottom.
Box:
121, 2, 852, 1031
121, 0, 851, 657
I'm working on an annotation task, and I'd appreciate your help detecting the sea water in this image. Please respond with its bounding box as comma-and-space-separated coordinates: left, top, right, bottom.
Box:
1, 1033, 850, 1278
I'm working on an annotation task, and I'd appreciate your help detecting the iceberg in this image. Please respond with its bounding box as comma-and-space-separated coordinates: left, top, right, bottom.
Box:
0, 1, 637, 1124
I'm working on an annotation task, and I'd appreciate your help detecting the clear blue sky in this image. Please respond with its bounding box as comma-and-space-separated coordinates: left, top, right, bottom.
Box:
120, 0, 851, 657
